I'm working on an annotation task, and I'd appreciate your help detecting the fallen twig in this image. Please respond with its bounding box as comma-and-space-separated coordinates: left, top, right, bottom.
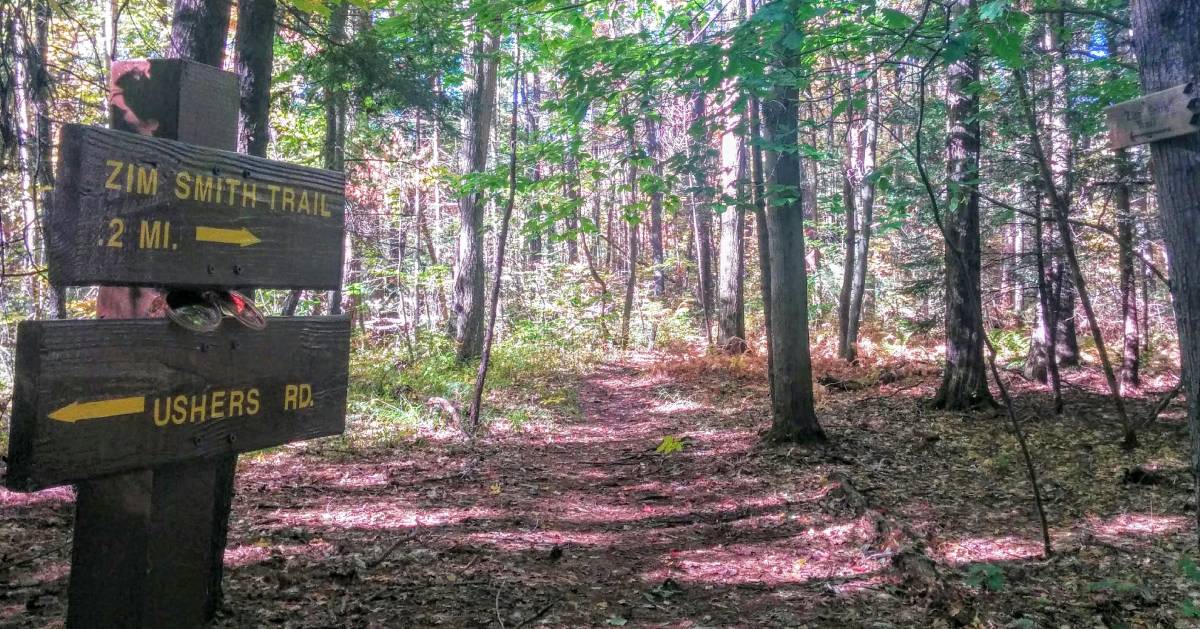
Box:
513, 595, 562, 629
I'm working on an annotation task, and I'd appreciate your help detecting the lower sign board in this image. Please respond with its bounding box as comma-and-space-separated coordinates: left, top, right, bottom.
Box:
48, 124, 346, 290
5, 316, 350, 491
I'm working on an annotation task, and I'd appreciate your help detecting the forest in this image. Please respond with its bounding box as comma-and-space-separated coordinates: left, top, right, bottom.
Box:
2, 0, 1200, 625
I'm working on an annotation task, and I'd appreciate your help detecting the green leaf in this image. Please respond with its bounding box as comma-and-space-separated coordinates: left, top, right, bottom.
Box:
880, 8, 914, 30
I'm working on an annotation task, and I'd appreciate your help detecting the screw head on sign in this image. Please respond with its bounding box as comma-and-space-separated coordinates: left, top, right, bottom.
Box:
233, 265, 243, 275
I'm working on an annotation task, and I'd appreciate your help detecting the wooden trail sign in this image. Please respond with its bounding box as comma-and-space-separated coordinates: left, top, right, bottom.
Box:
1106, 82, 1200, 149
49, 124, 346, 290
1, 58, 351, 629
6, 316, 350, 491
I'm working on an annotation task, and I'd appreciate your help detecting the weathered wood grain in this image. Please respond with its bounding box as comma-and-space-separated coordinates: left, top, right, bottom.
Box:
48, 124, 346, 290
6, 316, 351, 491
1106, 82, 1200, 149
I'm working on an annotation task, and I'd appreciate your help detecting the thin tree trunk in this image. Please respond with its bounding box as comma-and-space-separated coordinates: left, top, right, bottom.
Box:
749, 94, 773, 405
453, 26, 499, 362
168, 0, 231, 65
467, 36, 521, 435
687, 88, 715, 344
845, 71, 878, 362
646, 115, 665, 297
1115, 148, 1140, 391
1015, 68, 1134, 446
619, 118, 640, 349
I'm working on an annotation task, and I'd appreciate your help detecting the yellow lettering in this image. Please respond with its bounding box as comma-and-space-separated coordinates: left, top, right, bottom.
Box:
246, 388, 260, 415
105, 160, 124, 190
175, 171, 192, 199
319, 193, 330, 217
190, 394, 207, 423
224, 178, 239, 205
228, 390, 245, 417
136, 166, 158, 196
193, 175, 213, 203
153, 398, 169, 427
241, 182, 257, 209
125, 162, 134, 192
297, 190, 310, 214
211, 390, 226, 419
284, 384, 298, 410
281, 187, 295, 211
171, 396, 187, 424
267, 184, 280, 210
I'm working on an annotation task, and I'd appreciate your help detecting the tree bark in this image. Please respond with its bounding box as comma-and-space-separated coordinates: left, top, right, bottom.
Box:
452, 26, 499, 362
716, 94, 746, 353
1128, 0, 1200, 536
838, 69, 878, 362
762, 4, 822, 443
934, 0, 994, 411
619, 119, 640, 349
235, 0, 275, 156
168, 0, 232, 67
749, 94, 773, 403
646, 115, 666, 297
687, 88, 715, 344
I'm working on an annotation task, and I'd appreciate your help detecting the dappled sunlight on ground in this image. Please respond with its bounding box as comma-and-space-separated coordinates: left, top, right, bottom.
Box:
937, 535, 1046, 565
2, 352, 1197, 627
1089, 512, 1190, 540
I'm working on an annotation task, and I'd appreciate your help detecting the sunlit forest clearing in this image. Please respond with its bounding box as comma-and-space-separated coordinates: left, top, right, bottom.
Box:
3, 0, 1200, 626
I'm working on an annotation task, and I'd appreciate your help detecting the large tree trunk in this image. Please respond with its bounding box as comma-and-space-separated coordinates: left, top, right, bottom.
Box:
1128, 0, 1200, 536
762, 6, 822, 443
716, 93, 746, 353
453, 27, 499, 362
168, 0, 231, 65
235, 0, 275, 156
934, 0, 994, 411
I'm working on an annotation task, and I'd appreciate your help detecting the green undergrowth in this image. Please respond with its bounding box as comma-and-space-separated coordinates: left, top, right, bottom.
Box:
318, 319, 600, 453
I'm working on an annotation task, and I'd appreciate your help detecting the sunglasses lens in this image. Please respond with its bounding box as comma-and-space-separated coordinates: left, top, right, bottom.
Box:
213, 290, 267, 330
164, 291, 222, 332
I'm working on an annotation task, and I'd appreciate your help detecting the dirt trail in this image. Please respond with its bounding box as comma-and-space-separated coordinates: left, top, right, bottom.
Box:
2, 354, 1196, 627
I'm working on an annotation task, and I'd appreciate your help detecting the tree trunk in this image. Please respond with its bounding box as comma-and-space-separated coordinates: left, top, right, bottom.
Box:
453, 26, 499, 362
619, 120, 640, 349
836, 75, 857, 362
749, 94, 773, 403
1115, 148, 1140, 391
687, 88, 715, 344
762, 5, 822, 443
28, 0, 63, 317
934, 0, 994, 411
168, 0, 232, 66
1128, 0, 1200, 535
324, 4, 349, 316
235, 0, 275, 156
1031, 199, 1064, 412
646, 115, 666, 297
716, 94, 746, 353
838, 69, 878, 362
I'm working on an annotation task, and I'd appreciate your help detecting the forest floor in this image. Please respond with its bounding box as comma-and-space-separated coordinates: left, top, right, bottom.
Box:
2, 348, 1199, 627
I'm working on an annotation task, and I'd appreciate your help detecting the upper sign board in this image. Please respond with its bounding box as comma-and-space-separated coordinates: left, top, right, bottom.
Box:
5, 316, 351, 491
1106, 83, 1200, 149
48, 124, 346, 290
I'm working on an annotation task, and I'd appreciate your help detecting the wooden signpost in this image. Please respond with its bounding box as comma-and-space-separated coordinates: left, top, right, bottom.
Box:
3, 58, 351, 628
1106, 82, 1200, 149
49, 125, 345, 289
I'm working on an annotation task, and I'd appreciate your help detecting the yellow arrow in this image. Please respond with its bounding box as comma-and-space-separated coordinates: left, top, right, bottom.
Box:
49, 396, 146, 423
195, 226, 261, 247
